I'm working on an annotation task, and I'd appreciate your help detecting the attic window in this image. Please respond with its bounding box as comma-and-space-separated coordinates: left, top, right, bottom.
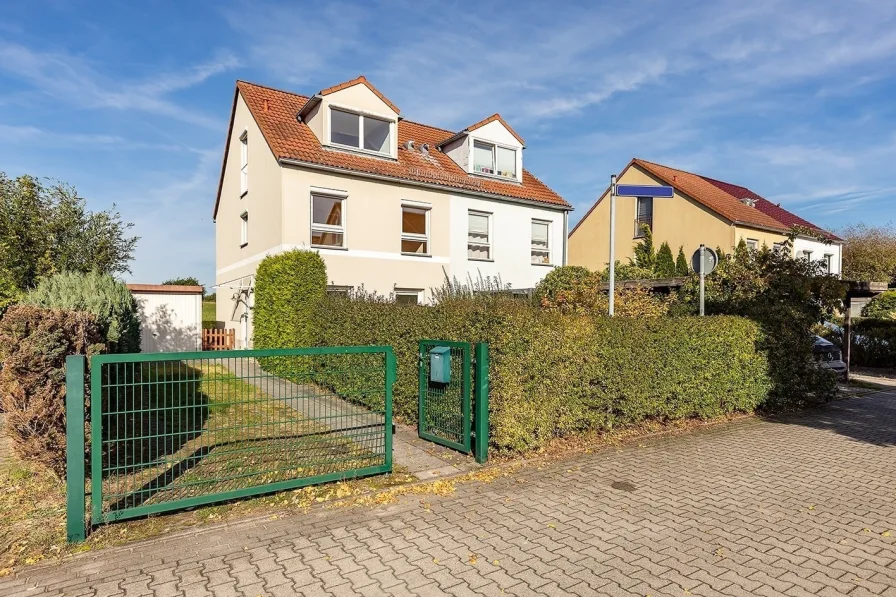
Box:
330, 107, 392, 155
472, 141, 516, 179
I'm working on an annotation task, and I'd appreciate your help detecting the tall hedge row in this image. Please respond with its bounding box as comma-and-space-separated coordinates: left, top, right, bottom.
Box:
315, 297, 772, 453
253, 250, 327, 376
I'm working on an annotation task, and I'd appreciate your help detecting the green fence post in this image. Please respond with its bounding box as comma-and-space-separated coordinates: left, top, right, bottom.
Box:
65, 355, 87, 543
474, 342, 489, 464
384, 347, 395, 472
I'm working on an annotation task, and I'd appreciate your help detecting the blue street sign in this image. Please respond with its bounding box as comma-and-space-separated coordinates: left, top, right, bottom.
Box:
615, 184, 674, 198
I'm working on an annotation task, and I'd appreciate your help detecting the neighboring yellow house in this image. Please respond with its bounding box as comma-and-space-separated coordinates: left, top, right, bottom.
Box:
568, 158, 843, 275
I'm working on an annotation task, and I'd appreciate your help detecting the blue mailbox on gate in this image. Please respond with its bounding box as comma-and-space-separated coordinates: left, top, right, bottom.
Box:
429, 346, 452, 384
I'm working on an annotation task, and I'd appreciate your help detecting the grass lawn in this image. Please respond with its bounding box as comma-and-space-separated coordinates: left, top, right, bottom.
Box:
0, 362, 410, 572
201, 301, 216, 328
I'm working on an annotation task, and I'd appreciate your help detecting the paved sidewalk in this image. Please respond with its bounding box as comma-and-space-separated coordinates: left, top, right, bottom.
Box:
4, 392, 896, 596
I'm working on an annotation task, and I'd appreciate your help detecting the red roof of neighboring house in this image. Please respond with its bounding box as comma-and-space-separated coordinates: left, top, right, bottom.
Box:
213, 80, 569, 218
700, 176, 842, 241
127, 284, 203, 295
571, 158, 841, 242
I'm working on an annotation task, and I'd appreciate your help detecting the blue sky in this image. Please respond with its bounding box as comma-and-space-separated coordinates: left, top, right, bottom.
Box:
2, 1, 895, 287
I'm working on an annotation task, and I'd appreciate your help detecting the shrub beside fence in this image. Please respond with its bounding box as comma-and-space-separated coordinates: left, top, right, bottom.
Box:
0, 305, 105, 476
851, 319, 896, 368
316, 296, 772, 453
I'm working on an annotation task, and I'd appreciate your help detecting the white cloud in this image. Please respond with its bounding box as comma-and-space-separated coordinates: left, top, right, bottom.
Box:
0, 43, 238, 129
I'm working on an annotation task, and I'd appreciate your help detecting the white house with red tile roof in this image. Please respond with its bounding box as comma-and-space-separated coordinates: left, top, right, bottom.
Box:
213, 76, 572, 347
569, 158, 843, 277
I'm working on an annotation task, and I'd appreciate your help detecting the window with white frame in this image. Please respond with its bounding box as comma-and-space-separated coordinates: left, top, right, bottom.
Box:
394, 289, 422, 305
472, 141, 516, 179
311, 194, 345, 247
824, 254, 833, 273
531, 220, 550, 264
802, 249, 813, 260
239, 131, 248, 196
330, 107, 392, 155
773, 242, 787, 255
468, 211, 491, 260
401, 204, 429, 255
746, 238, 758, 250
240, 211, 248, 247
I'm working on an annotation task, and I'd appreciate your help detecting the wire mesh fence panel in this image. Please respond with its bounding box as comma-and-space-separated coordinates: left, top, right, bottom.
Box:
89, 346, 393, 524
418, 341, 471, 453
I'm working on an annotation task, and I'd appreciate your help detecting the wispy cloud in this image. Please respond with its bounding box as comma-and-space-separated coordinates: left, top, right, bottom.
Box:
0, 43, 238, 129
0, 123, 191, 151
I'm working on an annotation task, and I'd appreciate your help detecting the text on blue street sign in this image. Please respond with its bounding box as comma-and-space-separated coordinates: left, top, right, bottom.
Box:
615, 184, 674, 198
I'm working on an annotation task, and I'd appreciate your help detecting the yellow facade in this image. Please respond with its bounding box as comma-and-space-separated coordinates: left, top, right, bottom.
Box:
568, 164, 788, 270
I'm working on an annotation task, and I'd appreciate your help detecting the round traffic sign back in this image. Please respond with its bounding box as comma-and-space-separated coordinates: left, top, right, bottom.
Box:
691, 246, 718, 275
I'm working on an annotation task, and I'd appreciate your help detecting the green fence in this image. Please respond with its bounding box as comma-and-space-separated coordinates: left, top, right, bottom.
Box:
66, 346, 394, 541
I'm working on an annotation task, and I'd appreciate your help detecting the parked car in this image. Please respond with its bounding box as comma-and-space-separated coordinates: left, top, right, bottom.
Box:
814, 335, 847, 377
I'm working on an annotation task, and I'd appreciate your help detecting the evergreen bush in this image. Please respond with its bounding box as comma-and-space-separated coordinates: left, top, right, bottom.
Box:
861, 290, 896, 320
24, 271, 140, 353
655, 242, 676, 278
0, 305, 105, 476
253, 250, 327, 376
675, 246, 689, 276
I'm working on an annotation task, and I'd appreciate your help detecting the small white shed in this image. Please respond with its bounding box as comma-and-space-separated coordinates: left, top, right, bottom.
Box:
127, 284, 203, 353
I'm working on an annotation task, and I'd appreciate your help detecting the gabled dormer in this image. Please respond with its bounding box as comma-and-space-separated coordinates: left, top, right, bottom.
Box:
298, 75, 400, 160
439, 114, 525, 184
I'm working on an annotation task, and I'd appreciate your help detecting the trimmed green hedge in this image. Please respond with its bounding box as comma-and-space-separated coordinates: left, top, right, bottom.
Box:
316, 296, 772, 453
253, 249, 327, 377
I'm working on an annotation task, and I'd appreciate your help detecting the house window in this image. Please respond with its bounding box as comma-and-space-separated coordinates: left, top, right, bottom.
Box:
239, 131, 248, 196
311, 194, 345, 247
468, 211, 491, 260
746, 238, 758, 250
531, 220, 550, 264
802, 250, 813, 261
773, 242, 787, 255
330, 108, 391, 155
634, 197, 653, 237
395, 289, 422, 305
824, 254, 833, 273
327, 285, 352, 298
240, 212, 248, 247
472, 141, 516, 179
401, 205, 429, 255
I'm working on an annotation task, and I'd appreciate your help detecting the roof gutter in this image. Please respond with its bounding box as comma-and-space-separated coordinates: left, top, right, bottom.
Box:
278, 158, 574, 212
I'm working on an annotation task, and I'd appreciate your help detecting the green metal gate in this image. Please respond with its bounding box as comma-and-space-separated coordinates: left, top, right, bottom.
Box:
417, 340, 489, 463
65, 345, 394, 542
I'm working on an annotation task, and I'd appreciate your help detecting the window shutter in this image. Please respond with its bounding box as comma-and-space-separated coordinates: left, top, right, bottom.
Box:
469, 213, 489, 236
531, 222, 548, 244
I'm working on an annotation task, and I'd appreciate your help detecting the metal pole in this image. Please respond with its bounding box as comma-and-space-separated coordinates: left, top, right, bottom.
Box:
699, 244, 706, 316
65, 355, 87, 543
608, 175, 617, 317
844, 305, 851, 382
474, 342, 490, 464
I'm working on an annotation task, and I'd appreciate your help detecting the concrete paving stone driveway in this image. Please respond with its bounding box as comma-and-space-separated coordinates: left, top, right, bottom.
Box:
4, 391, 896, 596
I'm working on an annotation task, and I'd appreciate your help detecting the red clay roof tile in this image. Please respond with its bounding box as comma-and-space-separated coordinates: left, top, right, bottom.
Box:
214, 81, 569, 218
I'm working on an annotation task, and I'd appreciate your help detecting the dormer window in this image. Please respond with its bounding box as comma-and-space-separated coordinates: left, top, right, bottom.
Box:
330, 107, 392, 155
472, 141, 517, 179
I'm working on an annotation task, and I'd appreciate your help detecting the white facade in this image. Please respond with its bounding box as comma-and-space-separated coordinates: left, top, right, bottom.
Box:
793, 237, 843, 276
448, 195, 565, 290
129, 286, 203, 353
